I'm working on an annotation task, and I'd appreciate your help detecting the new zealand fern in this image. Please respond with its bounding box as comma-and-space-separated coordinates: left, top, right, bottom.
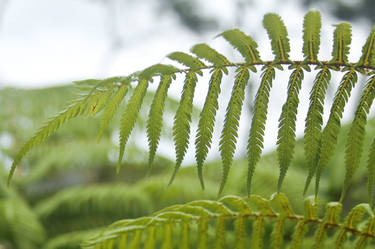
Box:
7, 10, 375, 248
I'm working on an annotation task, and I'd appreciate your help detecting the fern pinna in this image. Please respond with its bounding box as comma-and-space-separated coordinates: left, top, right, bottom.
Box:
8, 11, 375, 204
82, 193, 375, 249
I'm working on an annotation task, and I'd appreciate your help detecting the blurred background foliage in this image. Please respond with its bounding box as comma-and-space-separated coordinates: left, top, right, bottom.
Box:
0, 0, 375, 248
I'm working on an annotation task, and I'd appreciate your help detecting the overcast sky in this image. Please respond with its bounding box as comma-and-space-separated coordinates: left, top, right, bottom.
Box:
0, 0, 372, 163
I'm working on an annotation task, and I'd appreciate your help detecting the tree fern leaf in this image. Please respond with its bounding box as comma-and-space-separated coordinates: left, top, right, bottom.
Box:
214, 216, 226, 249
251, 216, 265, 249
368, 138, 375, 207
277, 65, 304, 191
219, 29, 261, 65
303, 11, 322, 62
342, 74, 375, 201
249, 195, 276, 216
197, 218, 208, 249
357, 26, 375, 67
263, 13, 290, 62
119, 234, 128, 249
313, 202, 342, 249
314, 68, 358, 196
87, 88, 113, 116
219, 195, 252, 215
247, 65, 275, 195
8, 91, 105, 184
303, 66, 331, 194
329, 23, 352, 65
290, 220, 309, 249
180, 222, 190, 249
169, 72, 198, 185
139, 64, 178, 82
144, 227, 155, 249
190, 43, 230, 74
97, 83, 130, 142
235, 216, 246, 249
128, 230, 141, 249
167, 51, 206, 75
271, 218, 284, 249
117, 79, 149, 172
219, 67, 249, 194
195, 69, 223, 189
147, 75, 173, 168
354, 216, 375, 249
161, 224, 173, 249
270, 192, 295, 217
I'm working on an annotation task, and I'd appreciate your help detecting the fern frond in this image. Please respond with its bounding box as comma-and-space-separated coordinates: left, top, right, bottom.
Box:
314, 68, 358, 196
169, 71, 198, 185
303, 11, 321, 62
343, 74, 375, 200
82, 193, 375, 249
219, 29, 261, 65
190, 43, 231, 73
367, 138, 375, 207
167, 51, 206, 75
303, 66, 331, 194
147, 75, 173, 167
138, 64, 178, 82
117, 79, 149, 172
357, 26, 375, 68
8, 88, 111, 184
263, 13, 290, 62
219, 67, 249, 194
195, 69, 223, 188
247, 65, 275, 194
277, 64, 304, 191
329, 23, 352, 65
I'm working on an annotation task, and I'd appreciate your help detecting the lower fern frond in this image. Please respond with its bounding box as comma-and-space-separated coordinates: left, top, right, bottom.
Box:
82, 193, 375, 249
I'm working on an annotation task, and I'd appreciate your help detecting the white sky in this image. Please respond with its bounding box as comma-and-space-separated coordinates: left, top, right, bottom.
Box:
0, 0, 372, 164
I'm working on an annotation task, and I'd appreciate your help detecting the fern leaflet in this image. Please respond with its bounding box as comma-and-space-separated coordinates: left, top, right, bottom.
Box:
367, 138, 375, 207
303, 10, 321, 62
330, 23, 352, 65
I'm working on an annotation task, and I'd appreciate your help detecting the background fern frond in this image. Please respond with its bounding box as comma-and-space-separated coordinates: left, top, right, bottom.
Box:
263, 13, 290, 62
219, 67, 249, 194
329, 23, 352, 65
303, 11, 321, 62
303, 67, 331, 194
343, 74, 375, 200
219, 29, 261, 65
314, 68, 358, 196
195, 69, 223, 189
170, 71, 198, 185
277, 65, 304, 191
147, 75, 173, 168
117, 79, 149, 172
247, 65, 275, 194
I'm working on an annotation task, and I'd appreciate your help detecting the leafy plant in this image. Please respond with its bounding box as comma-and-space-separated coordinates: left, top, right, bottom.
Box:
6, 9, 375, 248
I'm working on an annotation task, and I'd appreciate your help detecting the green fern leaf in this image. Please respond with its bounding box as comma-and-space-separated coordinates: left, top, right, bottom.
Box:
303, 11, 321, 62
197, 218, 208, 249
190, 43, 231, 74
195, 69, 223, 189
117, 79, 149, 172
144, 227, 156, 249
167, 51, 206, 75
169, 72, 198, 185
128, 230, 141, 249
147, 75, 173, 167
161, 224, 173, 249
314, 68, 358, 196
234, 216, 246, 249
343, 74, 375, 200
180, 222, 190, 249
354, 216, 375, 249
219, 67, 249, 194
139, 64, 178, 82
277, 65, 304, 191
271, 218, 285, 249
367, 138, 375, 207
303, 67, 331, 194
97, 83, 130, 142
357, 26, 375, 67
219, 29, 261, 65
329, 23, 352, 65
263, 13, 290, 62
214, 216, 226, 249
247, 65, 275, 195
8, 90, 107, 184
251, 216, 265, 249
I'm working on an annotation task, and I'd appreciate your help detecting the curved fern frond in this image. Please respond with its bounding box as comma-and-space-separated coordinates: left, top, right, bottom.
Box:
314, 68, 358, 196
195, 69, 223, 188
247, 65, 275, 194
117, 79, 149, 172
147, 75, 173, 167
303, 10, 321, 62
263, 13, 290, 62
82, 193, 375, 249
219, 66, 250, 194
343, 74, 375, 200
277, 64, 304, 191
329, 23, 352, 66
303, 66, 331, 194
169, 71, 198, 185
